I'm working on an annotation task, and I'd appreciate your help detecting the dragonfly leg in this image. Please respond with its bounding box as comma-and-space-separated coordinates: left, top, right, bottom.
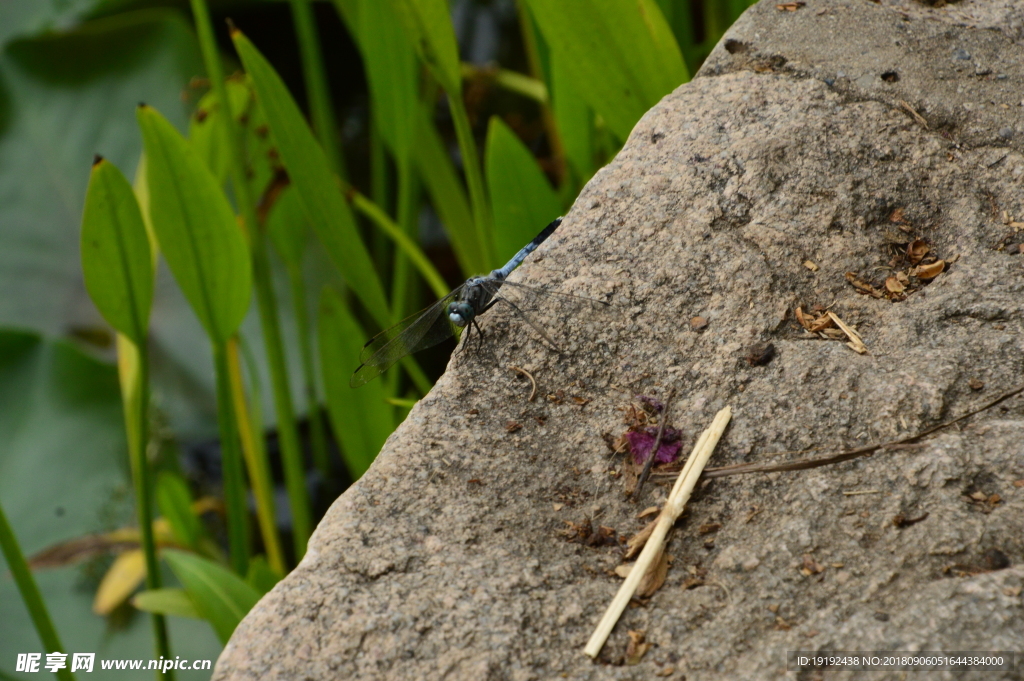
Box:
453, 323, 471, 356
494, 297, 562, 353
471, 318, 486, 352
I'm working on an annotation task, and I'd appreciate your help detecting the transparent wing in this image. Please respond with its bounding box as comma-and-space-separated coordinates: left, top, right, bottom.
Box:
475, 278, 617, 351
490, 279, 616, 309
350, 287, 464, 387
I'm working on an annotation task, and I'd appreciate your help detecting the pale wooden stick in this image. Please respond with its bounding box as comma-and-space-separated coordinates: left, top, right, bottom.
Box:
584, 406, 732, 659
826, 311, 867, 354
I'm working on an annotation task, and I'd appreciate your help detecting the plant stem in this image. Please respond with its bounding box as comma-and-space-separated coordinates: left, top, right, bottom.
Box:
286, 263, 331, 480
386, 159, 419, 400
212, 341, 250, 575
447, 95, 495, 267
0, 501, 76, 681
251, 255, 313, 560
515, 3, 566, 186
288, 0, 346, 178
389, 158, 419, 325
369, 116, 392, 276
191, 0, 312, 560
348, 190, 449, 300
119, 336, 173, 679
348, 183, 441, 395
226, 337, 286, 576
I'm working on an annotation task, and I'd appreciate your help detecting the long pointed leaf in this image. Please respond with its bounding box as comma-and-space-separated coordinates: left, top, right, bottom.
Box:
522, 0, 688, 141
80, 157, 154, 345
387, 0, 461, 95
413, 116, 482, 276
136, 105, 252, 344
133, 588, 202, 619
93, 549, 146, 616
318, 288, 394, 478
231, 31, 391, 329
163, 549, 261, 644
550, 54, 594, 184
485, 117, 562, 264
358, 0, 418, 160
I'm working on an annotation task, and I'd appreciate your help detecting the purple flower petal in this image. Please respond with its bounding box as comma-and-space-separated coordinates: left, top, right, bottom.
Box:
625, 429, 683, 465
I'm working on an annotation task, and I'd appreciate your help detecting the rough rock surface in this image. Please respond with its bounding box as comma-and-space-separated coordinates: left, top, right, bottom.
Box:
215, 1, 1024, 679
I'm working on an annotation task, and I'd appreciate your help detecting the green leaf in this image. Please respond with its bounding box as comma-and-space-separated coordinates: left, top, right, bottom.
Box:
355, 0, 419, 160
318, 288, 393, 478
137, 104, 253, 344
245, 555, 281, 596
485, 117, 563, 264
156, 471, 201, 550
163, 549, 261, 644
188, 77, 253, 188
132, 588, 202, 620
522, 0, 688, 141
232, 31, 391, 329
550, 53, 594, 184
80, 157, 154, 344
0, 330, 221, 665
266, 185, 310, 272
330, 0, 359, 29
387, 0, 462, 95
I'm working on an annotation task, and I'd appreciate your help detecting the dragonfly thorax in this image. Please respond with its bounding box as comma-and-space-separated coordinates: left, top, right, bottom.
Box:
449, 271, 506, 327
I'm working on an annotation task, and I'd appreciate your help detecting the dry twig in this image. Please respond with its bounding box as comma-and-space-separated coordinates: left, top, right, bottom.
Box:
703, 383, 1024, 479
898, 99, 929, 128
633, 389, 676, 499
827, 311, 867, 354
585, 407, 732, 659
508, 365, 537, 402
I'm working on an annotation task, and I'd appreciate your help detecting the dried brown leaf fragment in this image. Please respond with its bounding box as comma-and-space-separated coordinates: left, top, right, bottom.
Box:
911, 260, 945, 279
636, 548, 671, 598
625, 630, 651, 665
845, 272, 884, 298
906, 239, 930, 265
893, 512, 929, 528
624, 518, 658, 559
801, 554, 825, 575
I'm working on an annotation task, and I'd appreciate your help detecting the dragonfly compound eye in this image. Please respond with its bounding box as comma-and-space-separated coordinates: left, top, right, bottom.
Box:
448, 302, 471, 327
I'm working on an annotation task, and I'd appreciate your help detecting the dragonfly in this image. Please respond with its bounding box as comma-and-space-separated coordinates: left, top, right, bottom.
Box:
351, 217, 596, 387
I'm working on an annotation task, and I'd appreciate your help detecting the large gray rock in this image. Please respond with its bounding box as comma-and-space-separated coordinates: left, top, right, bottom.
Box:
214, 1, 1024, 678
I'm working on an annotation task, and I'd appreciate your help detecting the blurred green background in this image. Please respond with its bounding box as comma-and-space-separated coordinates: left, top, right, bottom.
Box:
0, 1, 754, 678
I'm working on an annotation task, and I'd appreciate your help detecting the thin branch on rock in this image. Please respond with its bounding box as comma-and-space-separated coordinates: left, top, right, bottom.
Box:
633, 389, 676, 499
700, 383, 1024, 479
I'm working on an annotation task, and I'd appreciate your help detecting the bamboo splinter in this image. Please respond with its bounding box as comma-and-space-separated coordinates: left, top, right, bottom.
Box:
584, 406, 732, 659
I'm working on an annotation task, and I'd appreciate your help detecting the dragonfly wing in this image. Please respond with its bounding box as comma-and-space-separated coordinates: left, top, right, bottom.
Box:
496, 279, 614, 307
473, 278, 616, 353
351, 288, 463, 387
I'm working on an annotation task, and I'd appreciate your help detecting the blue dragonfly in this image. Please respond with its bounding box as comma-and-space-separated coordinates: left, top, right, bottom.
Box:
351, 217, 597, 387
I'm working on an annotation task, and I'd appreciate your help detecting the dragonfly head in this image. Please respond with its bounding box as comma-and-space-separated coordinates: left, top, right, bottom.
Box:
448, 301, 474, 327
